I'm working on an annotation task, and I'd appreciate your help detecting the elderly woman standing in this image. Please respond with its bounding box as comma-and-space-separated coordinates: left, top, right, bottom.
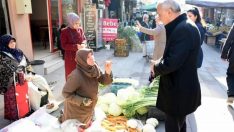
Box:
61, 48, 113, 130
0, 34, 30, 120
61, 12, 86, 80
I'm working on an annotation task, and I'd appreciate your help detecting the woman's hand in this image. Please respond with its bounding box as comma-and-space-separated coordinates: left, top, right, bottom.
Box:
77, 43, 86, 50
105, 60, 112, 75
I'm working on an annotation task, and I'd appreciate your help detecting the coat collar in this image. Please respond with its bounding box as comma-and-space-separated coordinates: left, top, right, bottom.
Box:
165, 13, 187, 39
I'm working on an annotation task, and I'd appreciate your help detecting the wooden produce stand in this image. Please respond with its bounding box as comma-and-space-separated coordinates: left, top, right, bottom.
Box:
114, 39, 129, 57
205, 33, 216, 45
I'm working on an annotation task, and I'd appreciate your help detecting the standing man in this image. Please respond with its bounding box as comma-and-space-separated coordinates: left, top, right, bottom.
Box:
221, 23, 234, 104
152, 0, 201, 132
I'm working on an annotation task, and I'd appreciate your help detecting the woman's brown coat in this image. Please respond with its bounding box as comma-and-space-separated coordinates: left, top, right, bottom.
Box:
62, 68, 112, 124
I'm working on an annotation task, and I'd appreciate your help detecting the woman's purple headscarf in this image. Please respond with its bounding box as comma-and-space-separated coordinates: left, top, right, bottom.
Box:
67, 12, 80, 27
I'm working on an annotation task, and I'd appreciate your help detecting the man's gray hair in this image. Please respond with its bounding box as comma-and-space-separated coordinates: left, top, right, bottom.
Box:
67, 12, 80, 27
157, 0, 181, 13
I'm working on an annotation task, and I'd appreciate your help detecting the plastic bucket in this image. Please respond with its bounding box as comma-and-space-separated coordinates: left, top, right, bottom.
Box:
30, 60, 45, 75
105, 44, 110, 50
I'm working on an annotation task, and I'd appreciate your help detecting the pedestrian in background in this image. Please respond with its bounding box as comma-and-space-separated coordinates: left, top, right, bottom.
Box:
61, 12, 86, 80
221, 23, 234, 104
140, 14, 151, 57
152, 0, 201, 131
57, 23, 66, 60
137, 16, 166, 61
60, 48, 113, 131
187, 7, 206, 68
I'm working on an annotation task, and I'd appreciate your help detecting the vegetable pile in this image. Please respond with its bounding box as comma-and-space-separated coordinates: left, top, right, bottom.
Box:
97, 77, 159, 118
94, 77, 160, 131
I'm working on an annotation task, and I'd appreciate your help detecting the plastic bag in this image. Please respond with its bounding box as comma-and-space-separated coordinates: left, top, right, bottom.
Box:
61, 119, 85, 132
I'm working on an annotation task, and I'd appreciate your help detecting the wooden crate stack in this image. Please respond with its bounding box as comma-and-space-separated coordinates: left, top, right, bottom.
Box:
114, 39, 129, 57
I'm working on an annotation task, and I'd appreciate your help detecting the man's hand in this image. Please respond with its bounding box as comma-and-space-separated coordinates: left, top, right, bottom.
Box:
150, 60, 156, 76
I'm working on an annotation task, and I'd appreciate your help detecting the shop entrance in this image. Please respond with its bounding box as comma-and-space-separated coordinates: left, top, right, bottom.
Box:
30, 0, 51, 58
30, 0, 80, 59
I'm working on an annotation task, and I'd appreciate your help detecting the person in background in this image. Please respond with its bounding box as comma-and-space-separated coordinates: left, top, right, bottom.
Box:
136, 16, 166, 82
221, 23, 234, 105
61, 48, 113, 131
0, 34, 31, 120
137, 16, 166, 61
140, 14, 151, 57
57, 24, 66, 60
151, 16, 157, 29
152, 0, 201, 131
187, 7, 206, 68
61, 12, 86, 80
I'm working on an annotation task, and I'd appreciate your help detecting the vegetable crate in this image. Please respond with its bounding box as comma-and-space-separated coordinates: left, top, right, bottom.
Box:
114, 39, 129, 57
205, 34, 216, 45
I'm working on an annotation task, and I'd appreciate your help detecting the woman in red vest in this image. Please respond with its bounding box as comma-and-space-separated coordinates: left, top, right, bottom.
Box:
61, 12, 86, 80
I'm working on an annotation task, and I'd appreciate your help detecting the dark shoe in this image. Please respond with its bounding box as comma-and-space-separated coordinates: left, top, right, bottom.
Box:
143, 55, 147, 58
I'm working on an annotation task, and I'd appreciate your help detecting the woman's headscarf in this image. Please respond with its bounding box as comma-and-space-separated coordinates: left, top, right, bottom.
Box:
75, 48, 101, 78
0, 34, 23, 62
67, 12, 80, 27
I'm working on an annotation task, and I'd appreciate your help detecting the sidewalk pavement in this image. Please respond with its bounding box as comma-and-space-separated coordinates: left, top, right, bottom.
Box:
1, 44, 234, 131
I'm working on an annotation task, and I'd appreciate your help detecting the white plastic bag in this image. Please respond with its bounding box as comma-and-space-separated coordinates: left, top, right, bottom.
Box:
61, 119, 85, 132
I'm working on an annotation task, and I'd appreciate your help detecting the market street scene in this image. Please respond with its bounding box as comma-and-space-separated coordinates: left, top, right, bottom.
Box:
0, 0, 234, 132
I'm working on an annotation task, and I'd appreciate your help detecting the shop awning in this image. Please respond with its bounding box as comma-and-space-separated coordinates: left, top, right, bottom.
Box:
186, 0, 234, 8
141, 2, 157, 11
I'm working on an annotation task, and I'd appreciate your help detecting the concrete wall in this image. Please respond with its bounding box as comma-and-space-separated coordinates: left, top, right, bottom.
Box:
7, 0, 33, 60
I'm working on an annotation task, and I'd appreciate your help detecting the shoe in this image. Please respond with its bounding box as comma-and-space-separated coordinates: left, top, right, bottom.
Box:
227, 97, 234, 105
143, 55, 147, 58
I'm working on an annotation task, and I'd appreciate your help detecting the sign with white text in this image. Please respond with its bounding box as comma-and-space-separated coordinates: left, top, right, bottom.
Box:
102, 19, 118, 41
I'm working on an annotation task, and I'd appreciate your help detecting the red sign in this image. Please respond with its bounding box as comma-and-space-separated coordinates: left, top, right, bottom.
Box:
102, 19, 118, 41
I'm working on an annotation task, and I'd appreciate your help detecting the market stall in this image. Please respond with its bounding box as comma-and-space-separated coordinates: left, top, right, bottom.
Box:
2, 78, 162, 132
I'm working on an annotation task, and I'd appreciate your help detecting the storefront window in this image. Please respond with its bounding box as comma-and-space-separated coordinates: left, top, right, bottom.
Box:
0, 0, 10, 35
62, 0, 78, 24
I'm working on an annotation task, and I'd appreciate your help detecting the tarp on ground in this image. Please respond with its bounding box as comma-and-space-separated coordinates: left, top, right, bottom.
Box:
186, 0, 234, 8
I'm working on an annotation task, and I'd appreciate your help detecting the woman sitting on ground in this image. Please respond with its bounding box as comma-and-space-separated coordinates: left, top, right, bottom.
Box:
61, 48, 113, 130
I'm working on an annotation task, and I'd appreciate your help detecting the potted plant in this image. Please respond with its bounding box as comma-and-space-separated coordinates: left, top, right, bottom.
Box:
117, 24, 137, 47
